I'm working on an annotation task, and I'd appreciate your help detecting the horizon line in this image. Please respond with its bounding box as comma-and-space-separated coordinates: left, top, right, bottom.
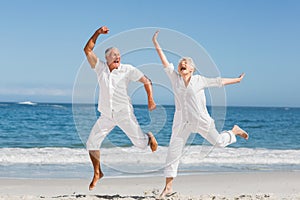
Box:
1, 101, 299, 109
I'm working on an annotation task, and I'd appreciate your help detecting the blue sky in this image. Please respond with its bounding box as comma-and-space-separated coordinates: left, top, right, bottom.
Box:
0, 0, 299, 107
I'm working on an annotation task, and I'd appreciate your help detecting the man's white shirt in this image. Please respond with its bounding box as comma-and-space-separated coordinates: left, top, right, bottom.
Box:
94, 58, 144, 117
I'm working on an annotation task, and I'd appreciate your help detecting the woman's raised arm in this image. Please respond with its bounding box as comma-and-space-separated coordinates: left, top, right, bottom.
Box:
152, 31, 170, 68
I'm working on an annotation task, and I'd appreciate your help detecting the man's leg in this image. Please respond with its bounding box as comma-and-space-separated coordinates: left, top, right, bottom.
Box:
86, 115, 115, 190
88, 150, 104, 190
116, 110, 157, 151
232, 125, 249, 140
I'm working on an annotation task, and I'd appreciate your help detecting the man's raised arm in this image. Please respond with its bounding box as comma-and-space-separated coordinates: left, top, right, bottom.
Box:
84, 26, 109, 68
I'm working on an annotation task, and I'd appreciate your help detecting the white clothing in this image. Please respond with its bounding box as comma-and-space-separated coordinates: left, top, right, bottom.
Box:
164, 63, 237, 178
94, 58, 144, 117
86, 58, 148, 150
86, 108, 148, 150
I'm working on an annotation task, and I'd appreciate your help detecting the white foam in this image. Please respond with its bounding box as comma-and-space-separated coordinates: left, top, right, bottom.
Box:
17, 101, 37, 105
1, 146, 299, 167
51, 104, 67, 109
0, 148, 88, 164
180, 146, 300, 165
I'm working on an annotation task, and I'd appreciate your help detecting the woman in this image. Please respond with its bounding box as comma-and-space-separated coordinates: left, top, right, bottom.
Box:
152, 30, 249, 198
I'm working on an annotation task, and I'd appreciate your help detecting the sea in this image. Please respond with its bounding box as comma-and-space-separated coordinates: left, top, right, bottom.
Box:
0, 102, 300, 179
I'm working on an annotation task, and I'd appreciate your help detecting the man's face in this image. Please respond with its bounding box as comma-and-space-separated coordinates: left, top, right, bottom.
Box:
106, 49, 121, 69
177, 60, 194, 76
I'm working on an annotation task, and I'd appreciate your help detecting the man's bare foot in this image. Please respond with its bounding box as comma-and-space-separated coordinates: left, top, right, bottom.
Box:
147, 132, 158, 152
89, 171, 104, 190
232, 125, 249, 140
159, 187, 176, 199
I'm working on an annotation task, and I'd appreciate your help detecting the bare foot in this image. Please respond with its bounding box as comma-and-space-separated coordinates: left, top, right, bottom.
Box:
159, 187, 176, 199
232, 125, 249, 140
89, 171, 104, 191
148, 132, 158, 152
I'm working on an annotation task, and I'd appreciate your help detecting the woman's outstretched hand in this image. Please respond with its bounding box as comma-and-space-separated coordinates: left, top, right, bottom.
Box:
238, 73, 245, 82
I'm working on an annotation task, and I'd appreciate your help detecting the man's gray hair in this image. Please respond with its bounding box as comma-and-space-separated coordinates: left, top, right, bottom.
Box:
105, 47, 119, 57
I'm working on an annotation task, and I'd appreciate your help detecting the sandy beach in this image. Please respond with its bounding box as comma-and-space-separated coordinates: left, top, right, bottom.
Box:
0, 171, 299, 200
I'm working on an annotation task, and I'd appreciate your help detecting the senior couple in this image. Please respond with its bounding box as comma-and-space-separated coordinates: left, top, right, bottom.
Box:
83, 26, 248, 198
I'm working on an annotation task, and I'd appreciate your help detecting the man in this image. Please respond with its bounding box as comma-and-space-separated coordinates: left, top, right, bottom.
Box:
84, 26, 158, 190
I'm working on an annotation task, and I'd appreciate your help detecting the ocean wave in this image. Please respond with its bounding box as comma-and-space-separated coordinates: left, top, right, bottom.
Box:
17, 101, 37, 105
51, 104, 67, 109
1, 146, 299, 167
243, 125, 265, 129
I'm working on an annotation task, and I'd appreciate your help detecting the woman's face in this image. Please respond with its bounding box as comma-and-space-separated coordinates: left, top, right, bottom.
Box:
177, 60, 194, 76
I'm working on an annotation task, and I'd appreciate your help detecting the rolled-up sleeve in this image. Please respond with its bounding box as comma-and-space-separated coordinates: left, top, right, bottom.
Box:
200, 76, 223, 88
164, 63, 178, 84
93, 58, 106, 76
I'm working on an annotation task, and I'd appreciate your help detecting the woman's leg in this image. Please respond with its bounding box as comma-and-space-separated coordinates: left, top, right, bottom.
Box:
159, 177, 175, 198
161, 123, 190, 197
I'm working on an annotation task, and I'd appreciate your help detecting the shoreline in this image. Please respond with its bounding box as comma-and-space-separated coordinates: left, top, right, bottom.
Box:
0, 171, 299, 199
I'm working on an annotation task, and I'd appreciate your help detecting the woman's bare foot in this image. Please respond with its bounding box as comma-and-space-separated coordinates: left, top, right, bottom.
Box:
148, 132, 158, 152
89, 171, 104, 190
159, 187, 176, 199
232, 125, 249, 140
159, 177, 175, 199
